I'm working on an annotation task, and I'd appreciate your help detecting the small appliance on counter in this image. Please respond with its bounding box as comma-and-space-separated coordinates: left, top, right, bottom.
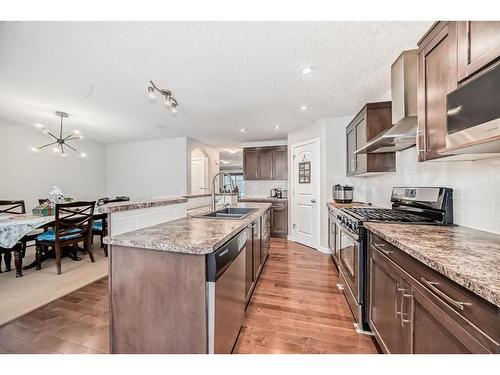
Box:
332, 185, 354, 203
276, 189, 283, 199
270, 188, 277, 198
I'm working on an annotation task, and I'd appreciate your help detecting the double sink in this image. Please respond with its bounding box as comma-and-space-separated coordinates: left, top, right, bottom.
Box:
197, 207, 256, 220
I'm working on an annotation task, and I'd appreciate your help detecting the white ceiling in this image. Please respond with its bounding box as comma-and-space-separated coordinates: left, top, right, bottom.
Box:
0, 21, 432, 152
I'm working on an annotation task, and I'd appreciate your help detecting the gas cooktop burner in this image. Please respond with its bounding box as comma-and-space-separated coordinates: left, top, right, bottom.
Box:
344, 207, 435, 223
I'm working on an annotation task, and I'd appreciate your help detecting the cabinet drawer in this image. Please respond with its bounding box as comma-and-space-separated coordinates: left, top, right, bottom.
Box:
369, 233, 499, 352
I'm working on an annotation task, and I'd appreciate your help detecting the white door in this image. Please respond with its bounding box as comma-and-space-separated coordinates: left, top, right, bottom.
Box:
191, 157, 205, 194
292, 139, 320, 249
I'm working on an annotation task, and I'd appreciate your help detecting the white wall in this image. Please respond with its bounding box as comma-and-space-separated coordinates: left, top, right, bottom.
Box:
186, 138, 220, 194
325, 116, 500, 235
287, 118, 329, 249
244, 180, 287, 197
106, 137, 187, 200
0, 122, 107, 210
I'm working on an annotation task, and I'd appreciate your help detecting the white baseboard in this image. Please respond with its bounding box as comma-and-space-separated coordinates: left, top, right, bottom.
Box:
317, 246, 332, 254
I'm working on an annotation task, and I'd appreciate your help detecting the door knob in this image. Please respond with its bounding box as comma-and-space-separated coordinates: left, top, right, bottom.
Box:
311, 199, 316, 203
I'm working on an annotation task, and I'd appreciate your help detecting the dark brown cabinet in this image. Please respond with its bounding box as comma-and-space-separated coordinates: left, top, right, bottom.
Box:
346, 102, 396, 176
243, 146, 288, 180
416, 21, 499, 161
417, 21, 458, 161
243, 149, 259, 180
270, 205, 287, 238
272, 147, 288, 180
367, 232, 499, 354
457, 21, 500, 82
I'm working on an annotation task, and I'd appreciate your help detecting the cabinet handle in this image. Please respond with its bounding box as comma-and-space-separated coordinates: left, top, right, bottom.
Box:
394, 282, 403, 319
373, 242, 394, 256
421, 277, 470, 311
400, 292, 413, 327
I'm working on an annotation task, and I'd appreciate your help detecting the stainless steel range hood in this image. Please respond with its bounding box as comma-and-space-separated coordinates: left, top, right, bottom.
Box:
355, 49, 418, 154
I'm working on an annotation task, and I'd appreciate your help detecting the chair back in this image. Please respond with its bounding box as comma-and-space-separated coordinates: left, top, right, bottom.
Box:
0, 200, 26, 215
55, 201, 95, 242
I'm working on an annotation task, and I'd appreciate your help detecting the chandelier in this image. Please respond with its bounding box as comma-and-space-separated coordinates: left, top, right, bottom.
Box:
147, 80, 178, 113
31, 111, 85, 158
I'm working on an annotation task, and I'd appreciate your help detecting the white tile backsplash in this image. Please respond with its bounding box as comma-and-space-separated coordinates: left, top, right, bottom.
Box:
243, 180, 288, 197
349, 147, 500, 234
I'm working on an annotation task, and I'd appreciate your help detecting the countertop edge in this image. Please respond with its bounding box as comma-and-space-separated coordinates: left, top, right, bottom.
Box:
98, 197, 188, 213
364, 222, 499, 308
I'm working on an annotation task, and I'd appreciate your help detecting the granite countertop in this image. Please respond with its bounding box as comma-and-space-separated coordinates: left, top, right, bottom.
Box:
104, 202, 271, 255
98, 197, 187, 214
240, 196, 288, 203
327, 201, 375, 210
364, 222, 500, 308
183, 193, 238, 198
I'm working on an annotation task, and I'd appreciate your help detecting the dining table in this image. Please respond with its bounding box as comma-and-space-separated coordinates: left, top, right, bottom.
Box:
0, 211, 106, 277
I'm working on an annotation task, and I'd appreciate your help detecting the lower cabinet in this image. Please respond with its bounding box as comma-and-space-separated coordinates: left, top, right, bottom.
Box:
367, 232, 499, 354
245, 209, 271, 307
270, 205, 288, 237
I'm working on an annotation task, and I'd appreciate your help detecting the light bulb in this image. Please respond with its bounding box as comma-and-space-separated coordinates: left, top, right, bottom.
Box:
61, 152, 67, 157
274, 125, 282, 130
300, 105, 308, 111
31, 146, 39, 152
74, 130, 80, 135
43, 129, 49, 134
171, 105, 177, 113
302, 66, 314, 75
148, 86, 156, 99
240, 128, 247, 133
80, 153, 86, 158
53, 147, 60, 153
35, 123, 43, 128
164, 98, 172, 108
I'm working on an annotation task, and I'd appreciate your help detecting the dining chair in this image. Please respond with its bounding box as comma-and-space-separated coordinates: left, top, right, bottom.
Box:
91, 213, 108, 257
35, 201, 96, 275
0, 200, 27, 277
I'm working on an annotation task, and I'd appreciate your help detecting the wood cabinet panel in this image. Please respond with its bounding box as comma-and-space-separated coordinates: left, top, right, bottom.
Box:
259, 149, 274, 180
457, 21, 500, 82
271, 206, 288, 237
367, 232, 499, 354
272, 147, 288, 180
243, 149, 259, 180
346, 102, 395, 176
243, 146, 288, 180
417, 22, 457, 161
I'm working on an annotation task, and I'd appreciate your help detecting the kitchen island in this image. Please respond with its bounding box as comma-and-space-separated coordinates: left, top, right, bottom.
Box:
104, 202, 271, 354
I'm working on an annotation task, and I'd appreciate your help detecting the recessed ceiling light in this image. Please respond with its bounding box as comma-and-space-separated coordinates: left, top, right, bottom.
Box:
300, 105, 308, 111
301, 66, 314, 75
227, 149, 239, 154
240, 128, 247, 133
35, 123, 44, 128
274, 125, 282, 130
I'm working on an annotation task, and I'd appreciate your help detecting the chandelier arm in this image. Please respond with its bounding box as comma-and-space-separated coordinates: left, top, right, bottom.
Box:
60, 115, 63, 139
37, 141, 58, 150
65, 143, 80, 154
63, 133, 77, 140
46, 131, 59, 140
65, 136, 80, 141
150, 80, 160, 91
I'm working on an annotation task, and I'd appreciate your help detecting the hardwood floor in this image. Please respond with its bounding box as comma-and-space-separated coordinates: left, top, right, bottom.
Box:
233, 238, 379, 354
0, 239, 378, 354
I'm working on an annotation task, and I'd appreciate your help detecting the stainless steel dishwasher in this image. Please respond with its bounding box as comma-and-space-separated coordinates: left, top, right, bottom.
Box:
206, 229, 247, 354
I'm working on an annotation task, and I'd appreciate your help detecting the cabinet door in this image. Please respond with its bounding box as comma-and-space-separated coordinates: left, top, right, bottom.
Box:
252, 224, 261, 280
409, 284, 488, 353
243, 149, 259, 180
245, 228, 254, 301
259, 149, 274, 180
272, 147, 288, 180
368, 245, 411, 353
417, 22, 457, 161
457, 21, 500, 82
270, 206, 288, 237
346, 127, 357, 175
355, 116, 367, 174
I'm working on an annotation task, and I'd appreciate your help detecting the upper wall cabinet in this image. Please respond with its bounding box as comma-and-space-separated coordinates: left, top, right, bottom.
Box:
417, 21, 500, 162
243, 146, 288, 180
417, 21, 458, 162
346, 102, 396, 176
457, 21, 500, 82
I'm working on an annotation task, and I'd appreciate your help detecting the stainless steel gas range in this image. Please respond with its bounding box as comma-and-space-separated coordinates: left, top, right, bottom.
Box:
328, 187, 454, 334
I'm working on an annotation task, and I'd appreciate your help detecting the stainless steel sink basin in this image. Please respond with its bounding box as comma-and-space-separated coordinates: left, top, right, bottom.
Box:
197, 207, 256, 220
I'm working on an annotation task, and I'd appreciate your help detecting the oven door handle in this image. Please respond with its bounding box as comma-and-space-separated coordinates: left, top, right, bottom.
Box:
336, 222, 358, 241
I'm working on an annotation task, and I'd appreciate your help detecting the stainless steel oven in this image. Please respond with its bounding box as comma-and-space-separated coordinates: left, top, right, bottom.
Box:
328, 209, 338, 264
335, 215, 369, 334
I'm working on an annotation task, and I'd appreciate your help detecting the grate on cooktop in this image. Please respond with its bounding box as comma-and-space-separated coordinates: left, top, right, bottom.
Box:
345, 208, 435, 223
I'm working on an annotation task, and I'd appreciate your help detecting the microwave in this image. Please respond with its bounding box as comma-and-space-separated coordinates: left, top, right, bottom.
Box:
446, 64, 500, 149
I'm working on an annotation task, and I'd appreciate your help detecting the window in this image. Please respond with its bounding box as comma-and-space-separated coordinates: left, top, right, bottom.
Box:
223, 173, 244, 197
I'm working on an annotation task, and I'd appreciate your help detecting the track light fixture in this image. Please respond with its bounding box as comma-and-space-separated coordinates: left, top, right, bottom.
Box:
147, 80, 178, 113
